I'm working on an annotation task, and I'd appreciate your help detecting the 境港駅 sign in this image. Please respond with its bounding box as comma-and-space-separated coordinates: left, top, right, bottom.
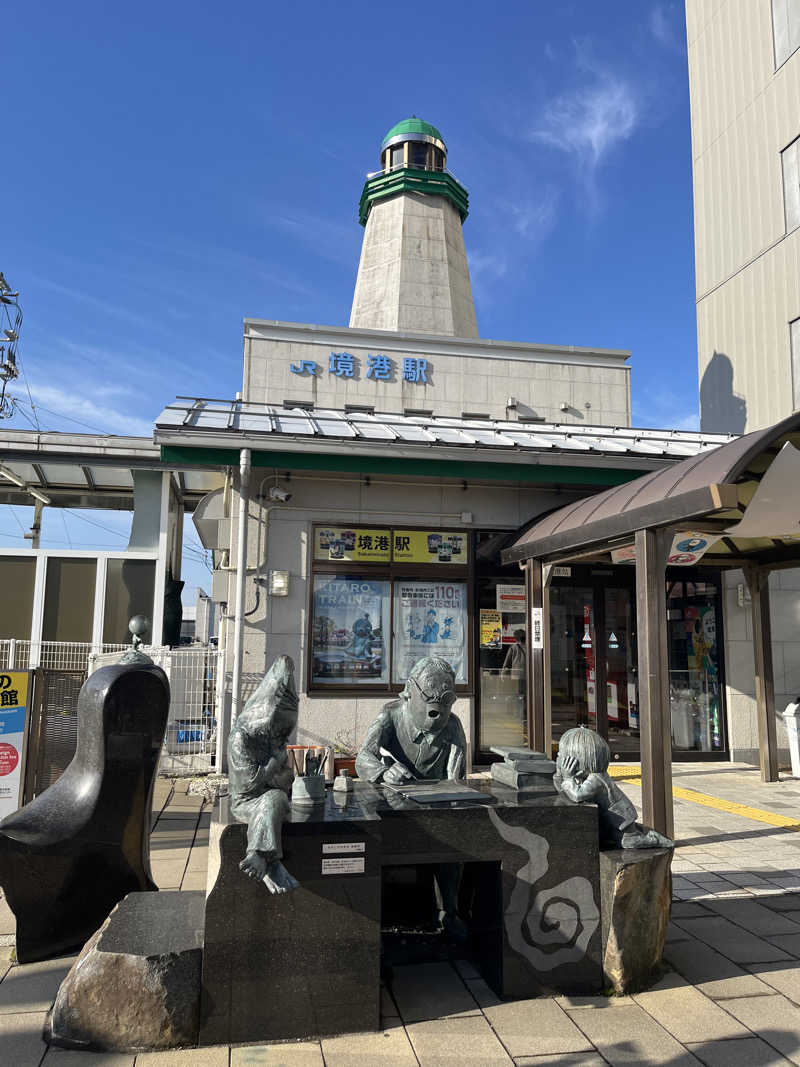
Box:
290, 353, 431, 383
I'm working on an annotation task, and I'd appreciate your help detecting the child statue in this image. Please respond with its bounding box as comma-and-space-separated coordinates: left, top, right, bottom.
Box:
553, 726, 673, 850
228, 655, 299, 894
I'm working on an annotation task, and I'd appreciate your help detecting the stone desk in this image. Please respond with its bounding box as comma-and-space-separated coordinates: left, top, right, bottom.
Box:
201, 779, 603, 1046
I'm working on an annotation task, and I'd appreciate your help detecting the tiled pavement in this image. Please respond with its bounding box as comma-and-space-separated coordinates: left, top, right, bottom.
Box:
6, 767, 800, 1064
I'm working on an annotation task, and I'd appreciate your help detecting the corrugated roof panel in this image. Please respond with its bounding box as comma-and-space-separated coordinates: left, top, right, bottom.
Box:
502, 432, 556, 449
271, 411, 316, 435
90, 466, 135, 488
431, 426, 476, 445
313, 413, 358, 438
464, 429, 516, 447
391, 423, 437, 442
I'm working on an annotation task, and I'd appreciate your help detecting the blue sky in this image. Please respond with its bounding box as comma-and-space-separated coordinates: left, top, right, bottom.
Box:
2, 0, 696, 603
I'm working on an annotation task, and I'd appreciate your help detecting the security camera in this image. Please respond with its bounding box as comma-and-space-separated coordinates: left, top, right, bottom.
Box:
268, 486, 292, 503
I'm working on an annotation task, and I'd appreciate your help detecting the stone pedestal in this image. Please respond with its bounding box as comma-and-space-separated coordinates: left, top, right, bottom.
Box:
46, 891, 204, 1052
600, 847, 673, 994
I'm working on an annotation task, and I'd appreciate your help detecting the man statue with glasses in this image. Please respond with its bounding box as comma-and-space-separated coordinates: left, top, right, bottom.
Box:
355, 656, 467, 938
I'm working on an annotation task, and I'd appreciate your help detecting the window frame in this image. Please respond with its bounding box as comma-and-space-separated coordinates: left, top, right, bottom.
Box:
306, 523, 473, 697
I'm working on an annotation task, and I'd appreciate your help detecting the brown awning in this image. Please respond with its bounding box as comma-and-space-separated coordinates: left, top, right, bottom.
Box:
503, 411, 800, 566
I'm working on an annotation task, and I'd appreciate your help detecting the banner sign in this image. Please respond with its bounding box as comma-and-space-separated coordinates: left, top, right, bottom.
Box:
311, 577, 389, 684
314, 527, 391, 563
668, 532, 721, 566
530, 607, 544, 650
393, 580, 467, 682
0, 671, 29, 820
480, 609, 502, 648
392, 530, 467, 565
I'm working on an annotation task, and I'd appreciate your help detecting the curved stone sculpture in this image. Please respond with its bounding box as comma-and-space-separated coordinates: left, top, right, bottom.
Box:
0, 661, 169, 962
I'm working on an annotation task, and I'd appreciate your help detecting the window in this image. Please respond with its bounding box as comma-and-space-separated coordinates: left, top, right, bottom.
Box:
772, 0, 800, 67
782, 136, 800, 232
0, 557, 36, 640
103, 559, 156, 644
792, 318, 800, 409
391, 145, 404, 170
409, 142, 428, 169
42, 558, 96, 642
309, 525, 470, 692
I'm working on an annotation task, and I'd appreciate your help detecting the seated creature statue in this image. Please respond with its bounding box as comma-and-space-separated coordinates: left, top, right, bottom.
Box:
228, 655, 299, 894
553, 725, 673, 850
356, 656, 467, 936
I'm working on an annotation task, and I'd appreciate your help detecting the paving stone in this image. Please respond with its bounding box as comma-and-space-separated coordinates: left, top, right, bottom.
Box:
632, 971, 749, 1043
482, 998, 593, 1058
0, 1010, 48, 1067
703, 898, 800, 936
664, 940, 774, 998
0, 956, 75, 1014
135, 1048, 229, 1066
764, 933, 800, 956
321, 1023, 417, 1065
673, 916, 792, 963
0, 892, 16, 936
229, 1042, 323, 1065
514, 1056, 607, 1067
563, 1002, 699, 1064
43, 1049, 134, 1065
722, 993, 800, 1064
555, 995, 633, 1010
406, 1014, 513, 1065
685, 1037, 789, 1066
670, 902, 713, 919
747, 961, 800, 1001
758, 894, 800, 912
390, 961, 478, 1023
464, 977, 501, 1008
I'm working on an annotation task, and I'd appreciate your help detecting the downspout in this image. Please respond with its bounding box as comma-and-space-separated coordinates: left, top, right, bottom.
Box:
231, 448, 252, 729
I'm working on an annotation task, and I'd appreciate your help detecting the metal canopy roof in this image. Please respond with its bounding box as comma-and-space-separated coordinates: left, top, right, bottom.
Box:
0, 429, 222, 510
503, 410, 800, 567
154, 397, 732, 471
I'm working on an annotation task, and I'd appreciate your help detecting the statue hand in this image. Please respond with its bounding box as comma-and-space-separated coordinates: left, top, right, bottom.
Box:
560, 755, 580, 778
383, 760, 411, 784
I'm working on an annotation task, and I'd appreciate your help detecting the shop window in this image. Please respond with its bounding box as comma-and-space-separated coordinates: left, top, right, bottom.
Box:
42, 558, 96, 642
0, 557, 36, 640
103, 559, 156, 644
309, 525, 471, 692
772, 0, 800, 67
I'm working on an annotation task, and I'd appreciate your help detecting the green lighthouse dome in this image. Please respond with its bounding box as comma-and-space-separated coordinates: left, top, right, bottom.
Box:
381, 117, 446, 152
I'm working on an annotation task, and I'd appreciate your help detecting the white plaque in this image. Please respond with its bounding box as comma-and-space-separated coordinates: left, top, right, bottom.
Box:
322, 841, 365, 855
530, 606, 544, 649
322, 856, 365, 875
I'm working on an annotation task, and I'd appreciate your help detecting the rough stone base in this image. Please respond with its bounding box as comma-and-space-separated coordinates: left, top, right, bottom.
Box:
600, 847, 672, 994
45, 891, 204, 1052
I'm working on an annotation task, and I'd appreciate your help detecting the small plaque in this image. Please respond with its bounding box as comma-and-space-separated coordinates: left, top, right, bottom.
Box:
322, 856, 365, 875
322, 842, 365, 855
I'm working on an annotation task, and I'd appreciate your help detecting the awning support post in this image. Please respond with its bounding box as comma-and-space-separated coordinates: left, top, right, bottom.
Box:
744, 565, 778, 782
526, 559, 547, 754
635, 527, 673, 839
230, 448, 252, 735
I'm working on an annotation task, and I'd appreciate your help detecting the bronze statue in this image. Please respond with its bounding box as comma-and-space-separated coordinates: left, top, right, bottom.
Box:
356, 656, 467, 937
554, 726, 673, 850
355, 656, 466, 783
228, 655, 299, 894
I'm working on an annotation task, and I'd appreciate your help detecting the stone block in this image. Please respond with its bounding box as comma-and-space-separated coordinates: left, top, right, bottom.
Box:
600, 847, 673, 993
46, 891, 204, 1052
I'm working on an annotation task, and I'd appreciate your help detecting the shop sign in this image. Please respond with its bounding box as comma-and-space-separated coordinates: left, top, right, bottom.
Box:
290, 354, 432, 384
611, 545, 636, 564
314, 527, 391, 562
0, 671, 29, 820
668, 531, 721, 566
496, 584, 525, 612
392, 530, 467, 564
530, 607, 544, 649
480, 609, 503, 648
393, 580, 467, 682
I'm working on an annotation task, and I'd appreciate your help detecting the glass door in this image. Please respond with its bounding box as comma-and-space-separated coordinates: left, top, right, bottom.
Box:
604, 585, 640, 758
477, 576, 527, 751
549, 585, 597, 744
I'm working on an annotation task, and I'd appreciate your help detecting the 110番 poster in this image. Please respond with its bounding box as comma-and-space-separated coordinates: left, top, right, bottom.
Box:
393, 580, 467, 683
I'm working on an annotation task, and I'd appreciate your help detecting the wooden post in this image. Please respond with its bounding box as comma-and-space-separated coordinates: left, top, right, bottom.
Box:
744, 565, 778, 782
526, 560, 547, 753
635, 527, 673, 839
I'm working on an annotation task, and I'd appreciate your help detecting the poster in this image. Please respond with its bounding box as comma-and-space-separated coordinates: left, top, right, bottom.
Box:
311, 576, 389, 684
314, 527, 391, 563
668, 531, 721, 566
393, 580, 467, 682
0, 671, 29, 820
480, 609, 503, 648
392, 530, 467, 565
496, 584, 525, 612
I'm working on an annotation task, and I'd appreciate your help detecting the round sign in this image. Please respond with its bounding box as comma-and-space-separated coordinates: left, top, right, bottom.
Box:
0, 742, 18, 777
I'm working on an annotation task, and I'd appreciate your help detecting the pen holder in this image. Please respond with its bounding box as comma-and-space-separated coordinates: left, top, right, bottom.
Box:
291, 774, 326, 805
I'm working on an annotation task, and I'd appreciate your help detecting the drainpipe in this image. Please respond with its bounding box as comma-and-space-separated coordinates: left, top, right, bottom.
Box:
230, 448, 252, 730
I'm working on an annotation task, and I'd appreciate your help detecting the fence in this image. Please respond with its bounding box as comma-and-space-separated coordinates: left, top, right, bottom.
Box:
1, 640, 225, 802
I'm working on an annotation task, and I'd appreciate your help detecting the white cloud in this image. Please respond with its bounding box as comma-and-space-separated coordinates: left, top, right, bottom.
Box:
22, 380, 155, 437
509, 188, 560, 242
633, 388, 699, 431
649, 4, 683, 52
532, 71, 640, 171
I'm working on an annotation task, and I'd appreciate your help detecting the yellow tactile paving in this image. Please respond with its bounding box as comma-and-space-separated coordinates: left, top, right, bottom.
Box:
607, 764, 800, 831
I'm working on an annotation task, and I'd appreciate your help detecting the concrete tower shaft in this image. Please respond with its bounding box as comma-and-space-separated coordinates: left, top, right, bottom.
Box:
349, 119, 479, 338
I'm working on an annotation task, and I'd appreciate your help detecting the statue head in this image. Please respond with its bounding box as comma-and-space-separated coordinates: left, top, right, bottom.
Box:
559, 725, 610, 776
239, 654, 298, 744
401, 656, 457, 736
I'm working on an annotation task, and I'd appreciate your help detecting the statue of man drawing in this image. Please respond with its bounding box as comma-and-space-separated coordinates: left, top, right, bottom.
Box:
356, 656, 467, 936
228, 655, 299, 894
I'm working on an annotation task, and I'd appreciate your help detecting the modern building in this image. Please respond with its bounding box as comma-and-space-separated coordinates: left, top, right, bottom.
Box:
687, 0, 800, 760
159, 118, 732, 769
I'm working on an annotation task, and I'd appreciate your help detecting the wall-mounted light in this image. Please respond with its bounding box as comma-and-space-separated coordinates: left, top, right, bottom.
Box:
269, 570, 290, 597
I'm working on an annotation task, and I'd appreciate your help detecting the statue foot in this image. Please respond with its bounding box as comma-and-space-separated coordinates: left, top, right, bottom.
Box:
263, 859, 299, 894
239, 850, 268, 880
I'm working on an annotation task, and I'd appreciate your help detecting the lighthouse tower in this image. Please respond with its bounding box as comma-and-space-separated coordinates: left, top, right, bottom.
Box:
349, 118, 478, 338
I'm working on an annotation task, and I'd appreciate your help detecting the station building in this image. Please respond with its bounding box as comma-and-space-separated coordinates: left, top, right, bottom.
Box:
156, 118, 734, 767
